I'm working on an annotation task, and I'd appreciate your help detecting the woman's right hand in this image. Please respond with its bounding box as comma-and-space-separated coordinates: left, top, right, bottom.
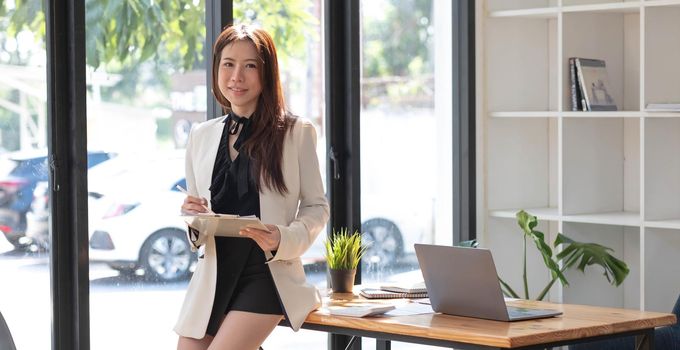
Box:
181, 195, 211, 215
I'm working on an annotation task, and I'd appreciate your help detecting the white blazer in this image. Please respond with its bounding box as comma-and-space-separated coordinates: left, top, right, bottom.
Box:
174, 116, 329, 339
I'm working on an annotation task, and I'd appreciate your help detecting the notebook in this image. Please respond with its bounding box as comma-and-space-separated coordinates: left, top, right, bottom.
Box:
380, 281, 427, 294
360, 288, 428, 299
182, 214, 268, 238
414, 244, 563, 322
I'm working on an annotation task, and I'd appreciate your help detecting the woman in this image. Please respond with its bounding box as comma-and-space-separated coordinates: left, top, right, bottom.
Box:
174, 24, 329, 350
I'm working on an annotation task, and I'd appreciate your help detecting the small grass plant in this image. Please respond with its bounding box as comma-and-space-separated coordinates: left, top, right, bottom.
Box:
324, 228, 369, 270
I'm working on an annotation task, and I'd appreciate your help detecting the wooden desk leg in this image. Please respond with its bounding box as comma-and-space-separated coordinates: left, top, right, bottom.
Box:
635, 329, 655, 350
376, 339, 390, 350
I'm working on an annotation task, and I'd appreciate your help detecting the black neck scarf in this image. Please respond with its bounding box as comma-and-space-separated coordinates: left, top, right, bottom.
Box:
210, 113, 255, 205
228, 112, 249, 135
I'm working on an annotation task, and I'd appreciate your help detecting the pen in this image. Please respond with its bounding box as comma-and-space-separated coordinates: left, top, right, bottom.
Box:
175, 184, 190, 195
176, 185, 214, 214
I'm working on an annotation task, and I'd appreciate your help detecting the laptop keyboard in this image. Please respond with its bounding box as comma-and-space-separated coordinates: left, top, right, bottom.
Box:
507, 306, 534, 318
507, 306, 561, 320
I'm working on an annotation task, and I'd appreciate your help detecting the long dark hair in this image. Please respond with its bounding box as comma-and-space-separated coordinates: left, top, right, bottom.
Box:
211, 24, 296, 194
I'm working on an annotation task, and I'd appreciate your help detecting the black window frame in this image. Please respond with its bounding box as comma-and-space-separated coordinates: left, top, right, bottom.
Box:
45, 0, 475, 349
46, 0, 89, 348
452, 0, 477, 243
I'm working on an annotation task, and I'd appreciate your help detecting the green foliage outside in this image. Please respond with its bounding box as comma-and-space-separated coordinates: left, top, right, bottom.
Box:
1, 0, 203, 70
0, 0, 435, 150
362, 0, 434, 107
499, 210, 630, 301
362, 0, 433, 78
324, 228, 369, 271
0, 0, 434, 105
235, 0, 318, 67
0, 0, 321, 151
0, 0, 317, 104
0, 0, 317, 70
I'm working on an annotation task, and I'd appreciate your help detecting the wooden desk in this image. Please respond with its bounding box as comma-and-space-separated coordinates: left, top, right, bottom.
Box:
298, 293, 677, 350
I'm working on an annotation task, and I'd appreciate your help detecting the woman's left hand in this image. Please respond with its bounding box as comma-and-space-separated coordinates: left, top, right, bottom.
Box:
239, 224, 281, 252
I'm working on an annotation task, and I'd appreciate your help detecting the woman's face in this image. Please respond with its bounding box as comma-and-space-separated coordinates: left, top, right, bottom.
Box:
218, 40, 263, 117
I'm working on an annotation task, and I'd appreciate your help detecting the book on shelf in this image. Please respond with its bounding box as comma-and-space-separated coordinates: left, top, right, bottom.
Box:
574, 58, 617, 111
360, 288, 428, 299
568, 57, 585, 111
379, 281, 427, 294
645, 103, 680, 112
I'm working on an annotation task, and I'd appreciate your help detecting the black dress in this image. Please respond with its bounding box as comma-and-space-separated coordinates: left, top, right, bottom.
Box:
205, 114, 283, 337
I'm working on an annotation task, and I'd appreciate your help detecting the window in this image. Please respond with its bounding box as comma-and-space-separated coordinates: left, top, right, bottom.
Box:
234, 1, 328, 348
0, 2, 50, 348
84, 2, 206, 348
4, 0, 472, 348
360, 0, 452, 283
359, 1, 453, 347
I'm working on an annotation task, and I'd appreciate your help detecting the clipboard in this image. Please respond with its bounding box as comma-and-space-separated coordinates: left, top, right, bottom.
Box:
182, 214, 269, 238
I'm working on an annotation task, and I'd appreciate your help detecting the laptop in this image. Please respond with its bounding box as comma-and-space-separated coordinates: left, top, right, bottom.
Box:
414, 244, 563, 321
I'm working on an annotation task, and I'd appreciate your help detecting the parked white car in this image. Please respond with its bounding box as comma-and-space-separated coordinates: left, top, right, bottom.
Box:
30, 111, 438, 276
300, 192, 435, 268
86, 152, 193, 282
303, 110, 438, 268
0, 225, 12, 254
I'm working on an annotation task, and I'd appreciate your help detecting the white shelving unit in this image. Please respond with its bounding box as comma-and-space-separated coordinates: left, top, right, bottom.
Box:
477, 0, 680, 313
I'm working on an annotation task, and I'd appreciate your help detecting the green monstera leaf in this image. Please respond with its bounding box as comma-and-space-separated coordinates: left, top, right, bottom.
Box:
555, 233, 629, 286
498, 210, 629, 301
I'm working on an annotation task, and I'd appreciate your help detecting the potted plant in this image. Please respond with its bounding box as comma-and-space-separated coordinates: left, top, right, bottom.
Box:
324, 228, 369, 293
499, 210, 630, 300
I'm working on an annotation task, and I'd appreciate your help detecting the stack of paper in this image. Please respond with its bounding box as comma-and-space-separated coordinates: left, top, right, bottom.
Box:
645, 103, 680, 112
328, 305, 396, 317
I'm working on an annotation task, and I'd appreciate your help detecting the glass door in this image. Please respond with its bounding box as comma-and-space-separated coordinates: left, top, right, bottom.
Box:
85, 2, 206, 349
